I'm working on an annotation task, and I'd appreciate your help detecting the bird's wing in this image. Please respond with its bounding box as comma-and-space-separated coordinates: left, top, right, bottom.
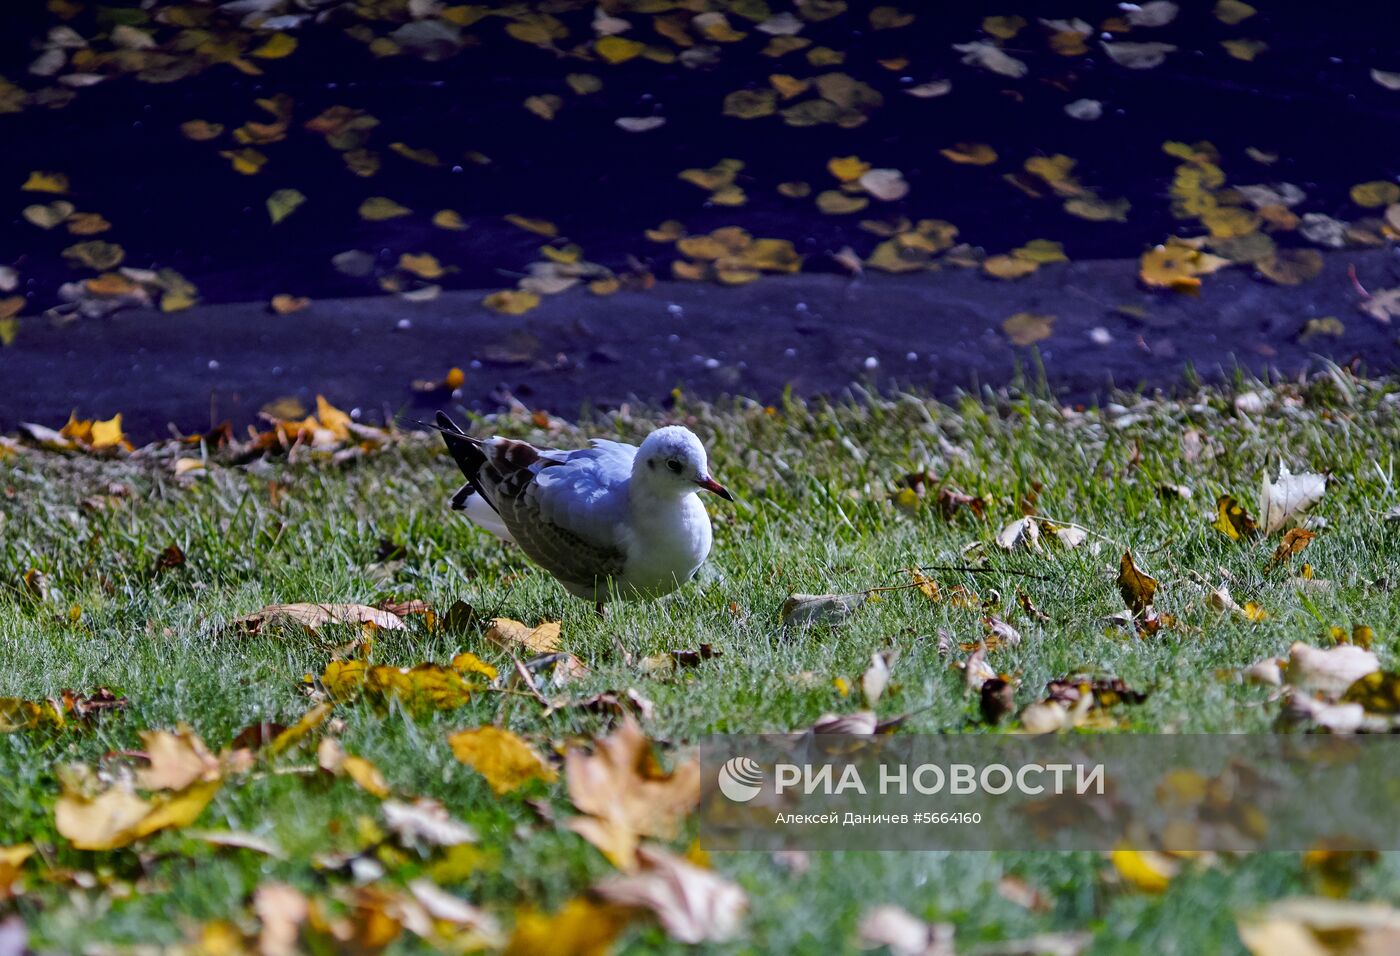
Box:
443, 418, 635, 587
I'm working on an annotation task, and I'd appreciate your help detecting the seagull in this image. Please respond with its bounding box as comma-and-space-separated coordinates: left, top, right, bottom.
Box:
434, 413, 732, 613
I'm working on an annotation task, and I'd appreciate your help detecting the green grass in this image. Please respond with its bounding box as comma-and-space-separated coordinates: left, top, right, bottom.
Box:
2, 372, 1399, 954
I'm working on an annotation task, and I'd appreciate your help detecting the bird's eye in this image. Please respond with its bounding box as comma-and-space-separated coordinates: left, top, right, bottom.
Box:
666, 459, 683, 473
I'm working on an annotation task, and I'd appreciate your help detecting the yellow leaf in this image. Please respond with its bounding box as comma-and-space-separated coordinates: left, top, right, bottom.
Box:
342, 755, 391, 798
269, 702, 335, 757
815, 190, 868, 214
1012, 239, 1067, 263
505, 899, 634, 956
524, 94, 562, 120
1221, 38, 1267, 61
89, 414, 124, 449
503, 214, 558, 237
1213, 494, 1259, 541
22, 170, 69, 193
343, 148, 380, 177
482, 290, 540, 315
1111, 848, 1176, 893
645, 219, 685, 242
1139, 245, 1203, 291
1001, 312, 1055, 345
807, 46, 845, 66
251, 32, 297, 59
451, 652, 497, 681
722, 88, 777, 119
220, 148, 267, 175
266, 188, 305, 225
827, 155, 871, 182
1214, 0, 1256, 24
358, 196, 411, 221
1350, 180, 1400, 208
448, 726, 557, 794
940, 142, 997, 165
1200, 205, 1260, 239
595, 35, 645, 64
433, 209, 467, 230
982, 15, 1026, 39
566, 73, 602, 95
1064, 195, 1131, 222
982, 255, 1039, 279
678, 159, 742, 191
762, 35, 811, 57
777, 181, 810, 198
1257, 249, 1323, 286
588, 277, 620, 295
398, 253, 445, 280
57, 779, 221, 851
389, 142, 439, 166
768, 74, 809, 99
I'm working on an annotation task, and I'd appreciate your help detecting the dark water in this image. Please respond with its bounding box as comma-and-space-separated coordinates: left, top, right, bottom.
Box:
2, 1, 1400, 309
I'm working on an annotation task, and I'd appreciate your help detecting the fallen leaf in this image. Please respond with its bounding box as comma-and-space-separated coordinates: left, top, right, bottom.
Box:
1102, 41, 1177, 69
1284, 642, 1380, 698
1259, 463, 1326, 535
1372, 69, 1400, 91
594, 845, 747, 944
485, 618, 561, 654
235, 603, 406, 635
482, 290, 541, 314
398, 253, 445, 280
343, 755, 391, 798
21, 171, 68, 194
1127, 1, 1179, 27
941, 142, 996, 165
220, 148, 267, 175
1270, 528, 1317, 567
358, 197, 411, 221
1238, 898, 1400, 956
448, 726, 557, 794
1257, 249, 1323, 285
383, 798, 477, 848
180, 119, 224, 141
56, 778, 221, 851
62, 241, 124, 271
270, 294, 310, 315
1117, 551, 1157, 617
858, 904, 955, 956
1222, 38, 1268, 61
504, 898, 634, 956
781, 592, 867, 626
983, 256, 1039, 280
251, 32, 297, 59
1213, 494, 1260, 541
995, 516, 1041, 550
266, 188, 305, 225
22, 200, 74, 229
1002, 312, 1055, 345
954, 40, 1027, 78
1215, 0, 1256, 25
565, 717, 699, 869
1111, 848, 1178, 892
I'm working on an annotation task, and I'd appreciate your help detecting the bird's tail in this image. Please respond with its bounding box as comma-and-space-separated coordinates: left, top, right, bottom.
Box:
433, 411, 487, 481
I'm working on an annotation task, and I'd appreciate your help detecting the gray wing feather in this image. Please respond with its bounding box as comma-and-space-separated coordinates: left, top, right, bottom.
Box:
474, 439, 635, 590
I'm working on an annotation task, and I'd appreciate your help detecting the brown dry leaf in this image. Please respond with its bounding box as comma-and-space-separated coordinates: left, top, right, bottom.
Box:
358, 197, 411, 221
1002, 312, 1055, 345
1270, 528, 1317, 567
66, 212, 110, 236
482, 290, 541, 315
723, 88, 777, 119
941, 142, 997, 165
448, 726, 557, 794
565, 716, 700, 869
594, 845, 747, 944
769, 74, 809, 99
180, 119, 224, 141
1117, 551, 1157, 617
485, 618, 561, 654
235, 603, 407, 635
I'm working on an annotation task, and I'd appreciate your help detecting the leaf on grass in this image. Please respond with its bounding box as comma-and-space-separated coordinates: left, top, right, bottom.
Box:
995, 516, 1041, 550
448, 726, 557, 794
1117, 551, 1157, 617
1259, 463, 1326, 535
235, 603, 406, 635
565, 717, 699, 870
342, 755, 391, 798
57, 778, 222, 851
505, 899, 635, 956
780, 592, 866, 626
485, 618, 560, 654
858, 904, 956, 956
1213, 494, 1260, 541
383, 798, 478, 848
1111, 848, 1178, 892
1284, 642, 1379, 698
1238, 898, 1400, 956
1270, 528, 1317, 567
594, 845, 748, 944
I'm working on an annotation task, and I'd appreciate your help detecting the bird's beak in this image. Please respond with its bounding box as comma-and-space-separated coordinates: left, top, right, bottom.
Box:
696, 475, 734, 501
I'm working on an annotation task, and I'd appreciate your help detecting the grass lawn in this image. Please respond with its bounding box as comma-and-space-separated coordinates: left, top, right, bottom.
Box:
2, 370, 1399, 954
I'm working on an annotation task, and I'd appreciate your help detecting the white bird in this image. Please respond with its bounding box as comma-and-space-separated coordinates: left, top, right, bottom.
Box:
435, 412, 733, 612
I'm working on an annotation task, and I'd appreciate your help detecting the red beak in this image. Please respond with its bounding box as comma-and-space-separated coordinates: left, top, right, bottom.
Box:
696, 475, 734, 501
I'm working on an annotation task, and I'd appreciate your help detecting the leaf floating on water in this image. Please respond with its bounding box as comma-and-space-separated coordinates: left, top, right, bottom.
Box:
266, 188, 305, 225
21, 170, 68, 194
270, 294, 309, 315
1102, 41, 1177, 69
358, 196, 411, 221
1214, 0, 1256, 24
251, 32, 297, 59
23, 201, 74, 229
482, 289, 541, 315
953, 40, 1028, 78
1001, 312, 1055, 345
62, 241, 125, 271
941, 142, 997, 165
432, 209, 467, 230
1222, 39, 1267, 61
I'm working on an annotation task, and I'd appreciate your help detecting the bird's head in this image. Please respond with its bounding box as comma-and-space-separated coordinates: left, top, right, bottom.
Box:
634, 426, 733, 501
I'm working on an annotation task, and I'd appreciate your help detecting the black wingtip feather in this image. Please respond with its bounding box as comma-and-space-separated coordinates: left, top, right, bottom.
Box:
434, 411, 486, 481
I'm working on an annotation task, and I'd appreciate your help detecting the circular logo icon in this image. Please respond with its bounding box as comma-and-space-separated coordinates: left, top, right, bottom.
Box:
717, 756, 764, 803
